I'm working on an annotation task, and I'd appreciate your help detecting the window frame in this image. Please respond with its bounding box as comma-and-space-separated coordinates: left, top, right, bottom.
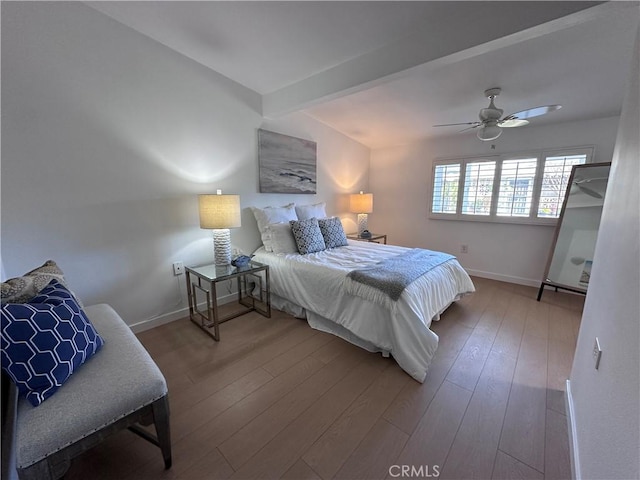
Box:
429, 146, 594, 226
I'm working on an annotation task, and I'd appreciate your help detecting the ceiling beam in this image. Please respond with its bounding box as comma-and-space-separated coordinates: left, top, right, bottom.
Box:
263, 1, 609, 118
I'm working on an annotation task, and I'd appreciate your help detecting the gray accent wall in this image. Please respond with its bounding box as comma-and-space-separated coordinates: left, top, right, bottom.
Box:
1, 2, 369, 328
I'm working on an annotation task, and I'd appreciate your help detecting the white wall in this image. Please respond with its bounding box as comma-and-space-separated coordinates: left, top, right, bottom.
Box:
369, 116, 619, 285
568, 27, 639, 480
1, 2, 370, 328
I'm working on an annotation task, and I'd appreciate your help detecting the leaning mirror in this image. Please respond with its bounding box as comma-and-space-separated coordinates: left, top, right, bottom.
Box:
537, 162, 611, 301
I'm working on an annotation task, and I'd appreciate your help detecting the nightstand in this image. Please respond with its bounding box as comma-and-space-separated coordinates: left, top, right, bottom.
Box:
347, 233, 388, 244
185, 261, 270, 341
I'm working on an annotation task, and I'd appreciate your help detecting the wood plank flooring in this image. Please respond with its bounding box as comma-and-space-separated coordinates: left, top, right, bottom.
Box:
65, 277, 583, 480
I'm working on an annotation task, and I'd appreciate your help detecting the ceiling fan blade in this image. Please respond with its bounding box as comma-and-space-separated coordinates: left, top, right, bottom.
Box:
505, 104, 561, 120
575, 183, 603, 199
575, 177, 608, 184
433, 122, 480, 127
500, 118, 529, 128
458, 125, 481, 133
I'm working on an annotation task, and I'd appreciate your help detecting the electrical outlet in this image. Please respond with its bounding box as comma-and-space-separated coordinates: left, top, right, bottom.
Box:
173, 261, 184, 276
593, 337, 602, 370
460, 244, 469, 254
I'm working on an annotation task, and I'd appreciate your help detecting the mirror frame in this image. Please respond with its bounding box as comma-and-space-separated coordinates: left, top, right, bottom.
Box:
537, 161, 611, 301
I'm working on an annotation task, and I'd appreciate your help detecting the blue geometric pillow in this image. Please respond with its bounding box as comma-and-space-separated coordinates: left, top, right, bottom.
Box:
289, 218, 326, 254
318, 217, 348, 249
1, 280, 104, 406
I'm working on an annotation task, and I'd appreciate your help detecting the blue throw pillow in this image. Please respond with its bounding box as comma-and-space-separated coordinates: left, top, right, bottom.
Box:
318, 217, 348, 249
290, 217, 326, 254
1, 280, 104, 406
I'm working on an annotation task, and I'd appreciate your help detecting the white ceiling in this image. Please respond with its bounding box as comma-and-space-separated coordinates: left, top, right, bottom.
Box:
88, 1, 639, 148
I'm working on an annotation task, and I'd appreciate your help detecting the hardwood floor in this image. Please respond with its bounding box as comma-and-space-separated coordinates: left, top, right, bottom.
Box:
66, 277, 583, 480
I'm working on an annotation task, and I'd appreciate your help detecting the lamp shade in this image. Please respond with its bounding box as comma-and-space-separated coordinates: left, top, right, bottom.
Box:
349, 192, 373, 214
198, 194, 241, 229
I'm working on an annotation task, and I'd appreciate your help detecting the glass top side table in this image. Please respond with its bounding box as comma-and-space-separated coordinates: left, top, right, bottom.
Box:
346, 233, 388, 244
185, 260, 271, 341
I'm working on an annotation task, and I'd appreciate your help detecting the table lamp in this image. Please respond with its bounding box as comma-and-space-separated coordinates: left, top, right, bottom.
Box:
349, 191, 373, 236
199, 191, 241, 265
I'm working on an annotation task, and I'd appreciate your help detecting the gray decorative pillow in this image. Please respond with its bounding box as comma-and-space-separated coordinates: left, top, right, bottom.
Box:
1, 260, 68, 304
265, 222, 298, 254
318, 217, 348, 249
289, 218, 326, 254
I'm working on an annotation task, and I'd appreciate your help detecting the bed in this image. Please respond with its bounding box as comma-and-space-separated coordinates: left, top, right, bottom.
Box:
251, 239, 475, 382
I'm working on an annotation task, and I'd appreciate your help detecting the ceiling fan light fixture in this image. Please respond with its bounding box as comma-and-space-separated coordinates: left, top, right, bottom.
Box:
477, 122, 502, 141
500, 118, 530, 128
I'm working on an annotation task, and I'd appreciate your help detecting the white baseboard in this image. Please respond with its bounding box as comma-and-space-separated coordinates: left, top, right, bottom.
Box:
129, 270, 539, 333
129, 306, 188, 334
565, 379, 581, 480
129, 291, 237, 333
465, 268, 540, 287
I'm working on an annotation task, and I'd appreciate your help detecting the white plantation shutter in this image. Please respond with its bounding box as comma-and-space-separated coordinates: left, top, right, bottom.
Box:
497, 158, 537, 217
462, 161, 495, 216
538, 154, 588, 218
432, 163, 460, 214
429, 147, 592, 224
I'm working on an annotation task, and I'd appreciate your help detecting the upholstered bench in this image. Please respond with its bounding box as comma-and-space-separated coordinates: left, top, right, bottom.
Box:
9, 303, 171, 479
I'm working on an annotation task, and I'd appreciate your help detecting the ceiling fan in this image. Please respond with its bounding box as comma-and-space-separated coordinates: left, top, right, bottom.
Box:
433, 88, 561, 141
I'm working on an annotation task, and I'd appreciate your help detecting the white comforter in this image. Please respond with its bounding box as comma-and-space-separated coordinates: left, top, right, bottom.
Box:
252, 241, 475, 382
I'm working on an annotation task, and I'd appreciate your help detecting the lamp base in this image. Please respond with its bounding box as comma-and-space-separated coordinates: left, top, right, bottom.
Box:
357, 214, 369, 236
213, 229, 232, 265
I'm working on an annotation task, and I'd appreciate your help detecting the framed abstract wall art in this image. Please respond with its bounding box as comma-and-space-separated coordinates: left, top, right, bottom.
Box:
258, 129, 317, 194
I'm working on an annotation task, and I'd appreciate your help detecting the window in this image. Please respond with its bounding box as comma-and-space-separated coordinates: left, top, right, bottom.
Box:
430, 147, 592, 224
497, 158, 538, 217
432, 163, 460, 214
538, 154, 588, 218
462, 161, 495, 216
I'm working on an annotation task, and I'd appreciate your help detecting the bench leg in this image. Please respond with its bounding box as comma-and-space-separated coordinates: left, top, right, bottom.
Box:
152, 396, 172, 469
128, 396, 172, 470
21, 397, 172, 479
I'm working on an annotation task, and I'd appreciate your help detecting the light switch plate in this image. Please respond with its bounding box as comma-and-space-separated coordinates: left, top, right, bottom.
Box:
593, 337, 602, 370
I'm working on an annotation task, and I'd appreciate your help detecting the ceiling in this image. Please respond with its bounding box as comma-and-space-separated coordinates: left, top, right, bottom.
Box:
88, 1, 639, 149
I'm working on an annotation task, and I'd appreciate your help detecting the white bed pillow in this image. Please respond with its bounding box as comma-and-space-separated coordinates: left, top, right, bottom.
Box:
289, 218, 326, 254
251, 203, 298, 251
295, 202, 326, 220
265, 223, 298, 254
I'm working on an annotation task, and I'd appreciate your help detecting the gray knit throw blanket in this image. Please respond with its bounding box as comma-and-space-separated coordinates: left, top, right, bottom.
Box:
344, 249, 455, 307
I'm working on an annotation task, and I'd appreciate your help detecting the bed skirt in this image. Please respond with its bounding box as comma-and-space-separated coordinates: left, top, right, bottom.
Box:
270, 292, 389, 356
